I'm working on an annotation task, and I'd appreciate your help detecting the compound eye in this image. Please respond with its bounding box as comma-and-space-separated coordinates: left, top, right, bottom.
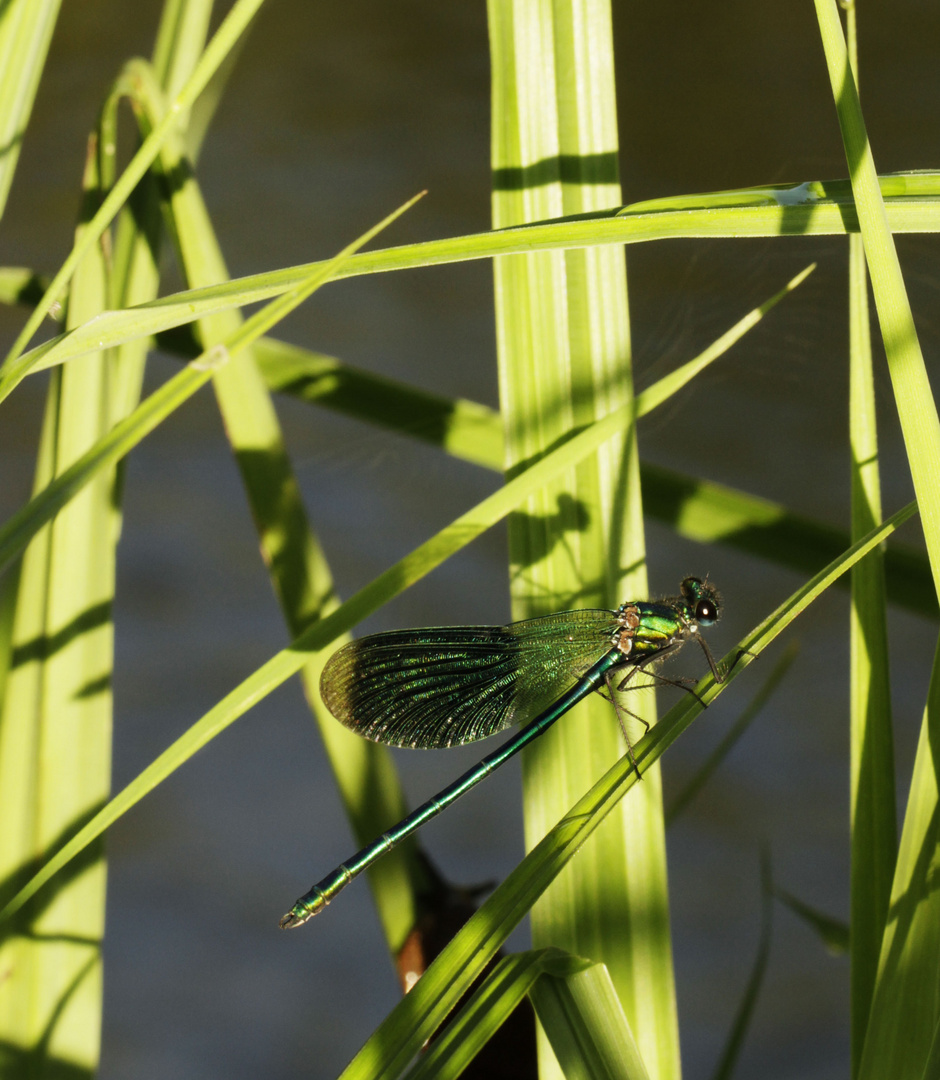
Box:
695, 599, 718, 625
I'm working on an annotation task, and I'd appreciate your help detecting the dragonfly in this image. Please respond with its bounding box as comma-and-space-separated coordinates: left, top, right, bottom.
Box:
279, 576, 723, 928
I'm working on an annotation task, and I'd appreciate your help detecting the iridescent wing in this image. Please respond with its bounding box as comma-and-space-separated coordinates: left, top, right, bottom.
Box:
320, 609, 621, 748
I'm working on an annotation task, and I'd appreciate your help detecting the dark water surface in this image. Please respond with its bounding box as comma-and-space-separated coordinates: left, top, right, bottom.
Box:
1, 1, 939, 1078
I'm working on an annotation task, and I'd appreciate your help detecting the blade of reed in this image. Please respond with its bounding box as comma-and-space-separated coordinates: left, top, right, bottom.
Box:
403, 950, 591, 1080
841, 6, 896, 1073
0, 0, 62, 220
0, 7, 236, 1069
814, 0, 940, 599
4, 176, 939, 398
814, 9, 940, 1074
334, 501, 916, 1080
132, 57, 420, 950
529, 961, 651, 1080
0, 343, 805, 928
857, 638, 940, 1079
0, 0, 268, 370
488, 1, 677, 1075
0, 132, 115, 1080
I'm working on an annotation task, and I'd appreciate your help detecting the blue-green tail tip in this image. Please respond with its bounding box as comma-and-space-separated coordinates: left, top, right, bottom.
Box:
279, 887, 328, 928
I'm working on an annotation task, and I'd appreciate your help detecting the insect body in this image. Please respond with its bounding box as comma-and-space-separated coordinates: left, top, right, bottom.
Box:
280, 577, 721, 928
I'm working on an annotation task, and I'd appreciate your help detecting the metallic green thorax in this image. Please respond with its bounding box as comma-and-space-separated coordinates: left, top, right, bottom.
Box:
618, 577, 721, 664
280, 576, 721, 927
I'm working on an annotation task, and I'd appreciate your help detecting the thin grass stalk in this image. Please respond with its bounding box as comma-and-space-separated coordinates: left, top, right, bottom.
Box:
403, 950, 591, 1080
0, 1, 191, 1052
0, 0, 62, 220
842, 5, 896, 1072
814, 0, 940, 602
857, 638, 940, 1078
488, 3, 677, 1077
0, 133, 115, 1080
5, 175, 940, 403
131, 59, 421, 951
1, 0, 268, 370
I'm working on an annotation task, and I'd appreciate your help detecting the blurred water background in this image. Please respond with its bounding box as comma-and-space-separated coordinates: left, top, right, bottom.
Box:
1, 1, 939, 1078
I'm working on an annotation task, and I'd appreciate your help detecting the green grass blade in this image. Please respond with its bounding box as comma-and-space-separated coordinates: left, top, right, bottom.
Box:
857, 636, 940, 1079
1, 0, 267, 370
5, 172, 938, 394
136, 56, 420, 950
487, 0, 676, 1072
334, 502, 915, 1080
842, 8, 897, 1070
814, 0, 940, 603
0, 136, 115, 1080
530, 961, 652, 1080
403, 950, 589, 1080
0, 0, 62, 220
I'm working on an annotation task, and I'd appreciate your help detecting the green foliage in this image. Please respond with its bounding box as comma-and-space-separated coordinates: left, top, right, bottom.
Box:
0, 1, 939, 1078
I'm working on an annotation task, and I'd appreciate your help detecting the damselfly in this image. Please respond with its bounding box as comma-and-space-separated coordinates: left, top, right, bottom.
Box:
280, 576, 722, 928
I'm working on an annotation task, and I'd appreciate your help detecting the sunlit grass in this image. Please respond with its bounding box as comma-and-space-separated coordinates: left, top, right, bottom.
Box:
0, 1, 938, 1078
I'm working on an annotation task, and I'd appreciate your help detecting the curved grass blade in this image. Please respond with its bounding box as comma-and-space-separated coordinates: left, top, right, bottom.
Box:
140, 58, 424, 947
529, 961, 652, 1080
403, 949, 590, 1080
858, 639, 940, 1079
